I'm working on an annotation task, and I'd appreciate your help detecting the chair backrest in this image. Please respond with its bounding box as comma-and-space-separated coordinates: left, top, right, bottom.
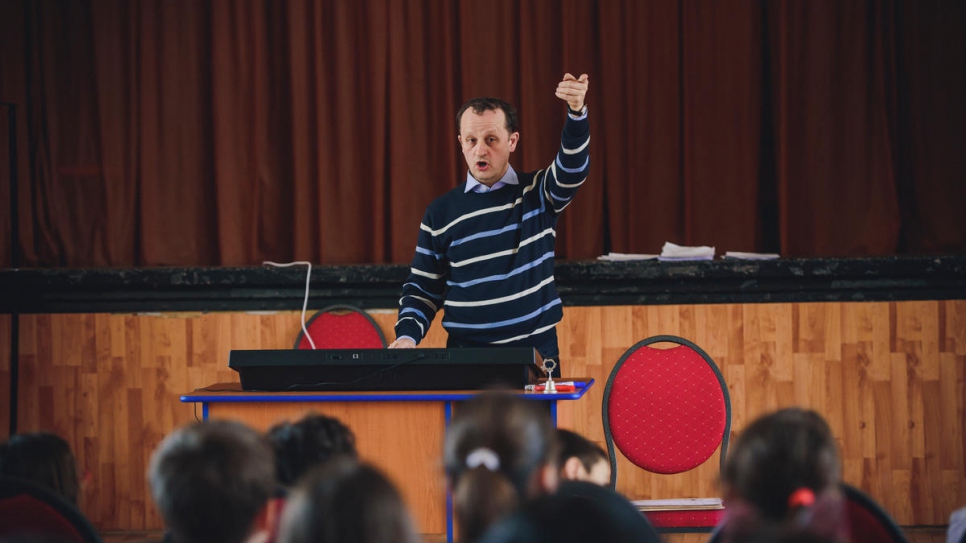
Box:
602, 335, 731, 486
0, 476, 103, 543
293, 305, 387, 349
842, 483, 909, 543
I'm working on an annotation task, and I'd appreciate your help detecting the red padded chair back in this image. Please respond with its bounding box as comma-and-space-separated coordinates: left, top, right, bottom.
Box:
294, 305, 387, 349
842, 483, 909, 543
0, 477, 102, 543
603, 336, 731, 478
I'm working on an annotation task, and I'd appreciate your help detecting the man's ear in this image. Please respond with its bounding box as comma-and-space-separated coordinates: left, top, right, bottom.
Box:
508, 132, 520, 152
562, 457, 584, 481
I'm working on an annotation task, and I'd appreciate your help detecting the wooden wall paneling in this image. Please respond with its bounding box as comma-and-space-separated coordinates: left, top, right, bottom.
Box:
11, 300, 966, 530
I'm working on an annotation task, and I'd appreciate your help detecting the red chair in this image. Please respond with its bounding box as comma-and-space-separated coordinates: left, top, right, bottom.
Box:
602, 335, 731, 532
842, 483, 909, 543
294, 304, 387, 349
0, 476, 102, 543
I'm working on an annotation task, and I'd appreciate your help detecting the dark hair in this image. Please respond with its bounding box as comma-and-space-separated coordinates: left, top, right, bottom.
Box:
556, 429, 607, 475
0, 432, 80, 505
277, 457, 418, 543
444, 393, 558, 543
478, 481, 661, 543
456, 97, 519, 134
721, 408, 844, 539
268, 413, 357, 487
148, 420, 276, 543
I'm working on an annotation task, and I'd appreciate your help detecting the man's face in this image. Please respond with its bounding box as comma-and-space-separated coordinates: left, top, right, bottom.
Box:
458, 108, 519, 186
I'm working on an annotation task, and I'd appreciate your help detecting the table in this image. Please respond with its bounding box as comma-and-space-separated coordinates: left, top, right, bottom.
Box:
181, 379, 595, 541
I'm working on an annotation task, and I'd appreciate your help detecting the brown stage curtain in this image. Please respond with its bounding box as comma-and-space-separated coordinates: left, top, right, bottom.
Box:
0, 0, 963, 268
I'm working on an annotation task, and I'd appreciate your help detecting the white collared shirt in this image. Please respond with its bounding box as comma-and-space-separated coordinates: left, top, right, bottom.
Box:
464, 166, 520, 193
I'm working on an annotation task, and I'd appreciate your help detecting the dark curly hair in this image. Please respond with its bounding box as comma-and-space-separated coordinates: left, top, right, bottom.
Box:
268, 413, 358, 487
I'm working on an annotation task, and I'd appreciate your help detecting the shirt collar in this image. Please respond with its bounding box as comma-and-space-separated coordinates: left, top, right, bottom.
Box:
464, 165, 519, 193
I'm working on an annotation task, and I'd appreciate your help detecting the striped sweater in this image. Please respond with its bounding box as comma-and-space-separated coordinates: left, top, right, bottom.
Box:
395, 110, 590, 355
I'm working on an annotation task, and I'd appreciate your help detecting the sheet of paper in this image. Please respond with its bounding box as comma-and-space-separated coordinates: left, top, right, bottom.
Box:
597, 252, 660, 261
724, 251, 780, 260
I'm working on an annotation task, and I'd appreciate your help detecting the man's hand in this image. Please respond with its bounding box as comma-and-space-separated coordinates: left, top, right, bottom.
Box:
556, 73, 589, 112
388, 337, 416, 349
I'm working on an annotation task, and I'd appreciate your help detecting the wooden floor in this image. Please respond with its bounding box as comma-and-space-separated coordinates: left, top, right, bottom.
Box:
99, 527, 949, 543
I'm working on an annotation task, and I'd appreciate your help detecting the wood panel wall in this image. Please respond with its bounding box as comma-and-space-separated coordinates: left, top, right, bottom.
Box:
3, 301, 965, 530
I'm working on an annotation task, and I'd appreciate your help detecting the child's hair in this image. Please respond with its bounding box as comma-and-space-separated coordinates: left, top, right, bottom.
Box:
444, 393, 558, 543
721, 408, 845, 540
478, 481, 661, 543
277, 457, 419, 543
0, 432, 80, 505
268, 413, 357, 487
148, 420, 276, 543
555, 429, 607, 476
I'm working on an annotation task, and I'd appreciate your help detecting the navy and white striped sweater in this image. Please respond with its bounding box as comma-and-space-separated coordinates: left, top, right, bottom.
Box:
395, 111, 590, 355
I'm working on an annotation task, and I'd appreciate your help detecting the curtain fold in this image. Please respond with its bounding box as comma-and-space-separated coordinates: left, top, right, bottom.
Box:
0, 0, 963, 268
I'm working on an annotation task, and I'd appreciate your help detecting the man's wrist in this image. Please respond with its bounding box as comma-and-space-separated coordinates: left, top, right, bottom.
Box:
568, 105, 587, 117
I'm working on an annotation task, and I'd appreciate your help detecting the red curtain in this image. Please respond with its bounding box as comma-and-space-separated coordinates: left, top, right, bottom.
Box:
0, 0, 963, 267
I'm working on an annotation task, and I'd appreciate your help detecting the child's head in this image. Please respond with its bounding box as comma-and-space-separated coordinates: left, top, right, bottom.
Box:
268, 413, 357, 488
555, 429, 610, 486
277, 457, 418, 543
0, 432, 80, 505
148, 420, 277, 543
444, 393, 559, 543
477, 481, 661, 543
721, 408, 845, 539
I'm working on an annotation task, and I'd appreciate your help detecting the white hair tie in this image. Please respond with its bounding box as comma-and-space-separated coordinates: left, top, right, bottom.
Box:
465, 448, 500, 471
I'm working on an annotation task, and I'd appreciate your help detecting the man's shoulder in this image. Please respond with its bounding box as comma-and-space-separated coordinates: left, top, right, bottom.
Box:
426, 183, 468, 208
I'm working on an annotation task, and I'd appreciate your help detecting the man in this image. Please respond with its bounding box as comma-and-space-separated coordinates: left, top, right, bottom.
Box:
389, 73, 590, 372
148, 420, 279, 543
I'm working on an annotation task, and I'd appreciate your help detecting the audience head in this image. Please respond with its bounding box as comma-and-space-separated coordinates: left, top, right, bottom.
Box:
478, 481, 661, 543
444, 392, 559, 543
0, 432, 80, 506
268, 413, 357, 488
555, 429, 610, 486
277, 457, 418, 543
721, 408, 845, 541
148, 420, 276, 543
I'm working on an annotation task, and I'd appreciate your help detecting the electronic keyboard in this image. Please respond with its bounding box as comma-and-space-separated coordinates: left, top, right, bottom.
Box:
228, 347, 541, 392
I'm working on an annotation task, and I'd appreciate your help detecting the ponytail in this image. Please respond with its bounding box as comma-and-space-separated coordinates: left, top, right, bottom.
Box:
787, 487, 816, 526
453, 467, 519, 543
444, 393, 558, 543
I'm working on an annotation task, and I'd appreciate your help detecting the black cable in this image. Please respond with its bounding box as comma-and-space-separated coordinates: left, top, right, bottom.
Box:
9, 313, 18, 435
3, 102, 20, 435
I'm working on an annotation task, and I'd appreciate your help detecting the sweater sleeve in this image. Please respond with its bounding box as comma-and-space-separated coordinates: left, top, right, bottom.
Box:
394, 208, 448, 343
542, 108, 590, 214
